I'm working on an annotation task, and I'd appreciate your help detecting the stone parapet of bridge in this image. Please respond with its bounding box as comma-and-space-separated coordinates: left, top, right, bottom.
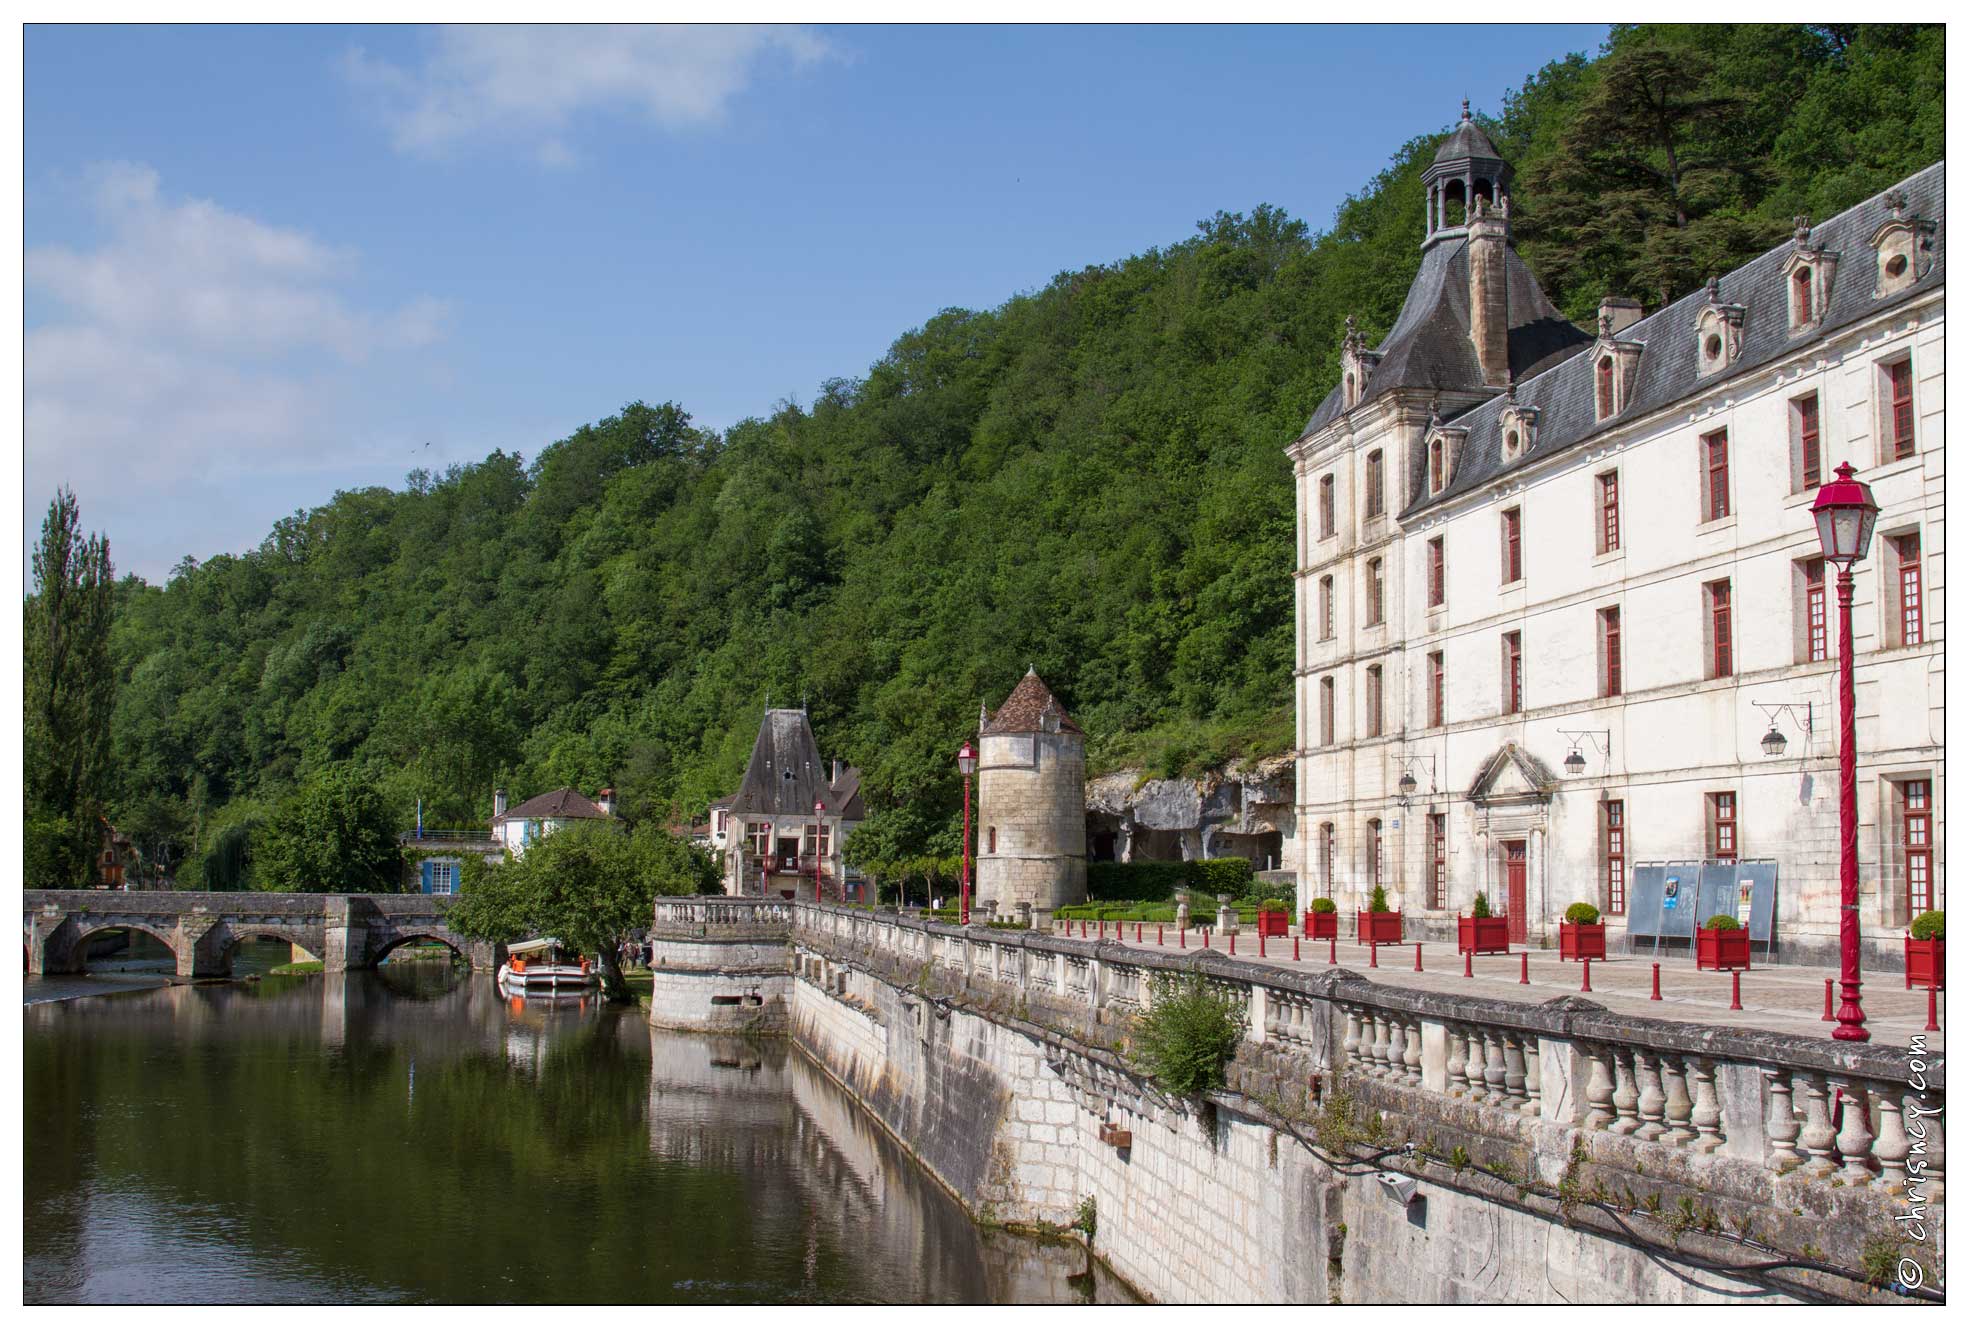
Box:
22, 890, 501, 977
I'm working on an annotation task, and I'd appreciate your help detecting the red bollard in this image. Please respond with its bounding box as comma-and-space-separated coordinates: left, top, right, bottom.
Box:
1580, 957, 1592, 993
1258, 931, 1265, 959
1730, 971, 1743, 1011
1822, 978, 1835, 1022
1650, 963, 1662, 1001
1230, 932, 1237, 956
1463, 949, 1472, 978
1519, 952, 1530, 985
1079, 920, 1086, 938
1926, 984, 1940, 1033
1098, 919, 1105, 940
1293, 937, 1301, 962
1369, 940, 1378, 968
1179, 925, 1187, 950
1157, 924, 1164, 946
1329, 934, 1337, 965
1136, 922, 1143, 944
1414, 942, 1423, 973
1203, 929, 1211, 949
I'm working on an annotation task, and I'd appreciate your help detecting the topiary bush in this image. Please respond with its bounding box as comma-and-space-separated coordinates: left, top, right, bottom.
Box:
1188, 857, 1256, 898
1258, 898, 1290, 913
1131, 973, 1248, 1097
1368, 885, 1390, 913
1704, 914, 1742, 931
1564, 902, 1602, 925
1910, 910, 1944, 941
1471, 892, 1493, 919
1308, 897, 1337, 914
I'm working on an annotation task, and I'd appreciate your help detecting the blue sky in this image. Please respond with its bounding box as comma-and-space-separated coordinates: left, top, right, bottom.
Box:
24, 23, 1607, 581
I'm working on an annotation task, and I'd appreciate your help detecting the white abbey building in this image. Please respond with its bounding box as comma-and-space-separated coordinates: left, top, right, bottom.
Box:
1289, 110, 1941, 967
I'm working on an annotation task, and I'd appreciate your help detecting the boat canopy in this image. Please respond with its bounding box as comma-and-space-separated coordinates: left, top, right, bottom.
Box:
506, 937, 564, 956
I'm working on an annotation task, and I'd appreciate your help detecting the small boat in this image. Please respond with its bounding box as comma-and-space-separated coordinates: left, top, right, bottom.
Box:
496, 938, 600, 995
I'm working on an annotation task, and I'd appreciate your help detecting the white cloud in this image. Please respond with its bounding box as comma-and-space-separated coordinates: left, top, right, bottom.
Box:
341, 24, 835, 161
25, 165, 451, 577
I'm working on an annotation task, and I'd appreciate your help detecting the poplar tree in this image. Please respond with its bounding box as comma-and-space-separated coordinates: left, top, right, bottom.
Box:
25, 488, 116, 886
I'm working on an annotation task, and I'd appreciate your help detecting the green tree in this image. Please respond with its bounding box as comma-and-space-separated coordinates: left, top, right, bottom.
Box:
448, 820, 716, 1001
25, 488, 116, 886
255, 766, 401, 892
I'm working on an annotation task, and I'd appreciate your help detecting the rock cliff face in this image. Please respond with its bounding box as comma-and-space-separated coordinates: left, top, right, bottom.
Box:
1084, 755, 1295, 873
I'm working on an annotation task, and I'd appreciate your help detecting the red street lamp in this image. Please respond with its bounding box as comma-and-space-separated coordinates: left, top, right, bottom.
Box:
1811, 461, 1880, 1043
814, 800, 826, 904
957, 741, 978, 926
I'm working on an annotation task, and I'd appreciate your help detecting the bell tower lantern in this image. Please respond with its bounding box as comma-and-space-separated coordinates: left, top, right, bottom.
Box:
1422, 100, 1513, 248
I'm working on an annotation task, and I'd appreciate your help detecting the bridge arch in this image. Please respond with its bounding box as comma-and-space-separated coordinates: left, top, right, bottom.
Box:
217, 924, 321, 973
372, 932, 468, 965
57, 921, 184, 974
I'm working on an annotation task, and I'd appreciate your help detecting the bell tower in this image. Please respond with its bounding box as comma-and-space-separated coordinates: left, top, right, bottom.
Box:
1421, 100, 1513, 248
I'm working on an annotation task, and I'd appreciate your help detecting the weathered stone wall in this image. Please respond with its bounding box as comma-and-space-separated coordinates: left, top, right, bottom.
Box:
646, 936, 792, 1034
978, 729, 1088, 915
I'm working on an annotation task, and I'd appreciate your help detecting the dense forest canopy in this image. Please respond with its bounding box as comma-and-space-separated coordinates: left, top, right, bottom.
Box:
51, 24, 1943, 889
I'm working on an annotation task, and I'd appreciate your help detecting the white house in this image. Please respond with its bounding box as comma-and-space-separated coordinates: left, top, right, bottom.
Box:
1288, 109, 1941, 967
492, 786, 616, 856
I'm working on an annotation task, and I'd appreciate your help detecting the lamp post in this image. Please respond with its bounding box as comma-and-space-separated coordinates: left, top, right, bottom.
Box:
1811, 461, 1879, 1043
814, 800, 826, 904
957, 741, 978, 925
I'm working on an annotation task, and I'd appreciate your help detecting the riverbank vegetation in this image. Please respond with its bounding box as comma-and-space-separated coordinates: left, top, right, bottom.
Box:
42, 25, 1941, 889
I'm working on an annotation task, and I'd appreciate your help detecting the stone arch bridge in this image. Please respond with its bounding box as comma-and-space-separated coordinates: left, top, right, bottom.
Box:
24, 890, 502, 978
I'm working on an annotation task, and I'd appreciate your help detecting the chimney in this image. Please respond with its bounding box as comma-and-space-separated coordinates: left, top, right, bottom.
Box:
1597, 296, 1644, 337
597, 787, 616, 818
831, 759, 841, 786
1466, 196, 1511, 388
492, 788, 508, 821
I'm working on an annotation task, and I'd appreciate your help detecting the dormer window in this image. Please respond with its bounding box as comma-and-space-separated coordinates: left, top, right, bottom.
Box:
1869, 190, 1936, 298
1596, 358, 1614, 417
1783, 219, 1838, 334
1693, 279, 1746, 378
1421, 423, 1468, 498
1590, 314, 1644, 422
1498, 388, 1538, 461
1429, 437, 1445, 491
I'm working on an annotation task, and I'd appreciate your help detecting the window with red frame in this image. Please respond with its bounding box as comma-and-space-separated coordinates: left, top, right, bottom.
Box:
1319, 676, 1335, 746
1364, 664, 1383, 738
1430, 813, 1448, 910
1502, 631, 1522, 714
1366, 558, 1384, 626
1427, 536, 1445, 607
1321, 822, 1336, 890
1709, 792, 1737, 862
1318, 575, 1333, 639
1707, 579, 1734, 678
1903, 780, 1932, 914
1429, 438, 1445, 492
1599, 606, 1622, 697
1702, 430, 1731, 521
1793, 392, 1821, 490
1603, 800, 1626, 914
1366, 818, 1383, 889
1318, 474, 1335, 538
1428, 651, 1445, 728
1792, 267, 1813, 325
1595, 357, 1615, 417
1501, 507, 1522, 583
1365, 450, 1384, 517
1889, 358, 1916, 459
1597, 470, 1620, 553
1896, 533, 1924, 646
1804, 559, 1827, 662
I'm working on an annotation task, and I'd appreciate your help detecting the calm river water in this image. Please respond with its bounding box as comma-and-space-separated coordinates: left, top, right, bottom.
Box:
24, 946, 1134, 1304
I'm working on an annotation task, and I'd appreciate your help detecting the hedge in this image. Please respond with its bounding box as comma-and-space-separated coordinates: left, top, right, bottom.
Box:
1086, 857, 1257, 902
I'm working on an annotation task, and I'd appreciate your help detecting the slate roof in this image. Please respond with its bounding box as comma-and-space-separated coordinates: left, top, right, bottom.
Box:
1433, 115, 1503, 164
729, 708, 866, 819
982, 669, 1082, 736
1301, 237, 1592, 435
495, 788, 609, 823
1402, 161, 1945, 519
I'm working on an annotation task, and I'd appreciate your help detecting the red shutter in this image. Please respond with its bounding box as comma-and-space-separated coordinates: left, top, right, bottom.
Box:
1596, 358, 1614, 417
1503, 508, 1521, 583
1428, 538, 1444, 607
1710, 580, 1733, 677
1904, 781, 1932, 913
1898, 535, 1923, 645
1704, 431, 1730, 520
1429, 652, 1444, 728
1796, 393, 1821, 488
1430, 814, 1448, 910
1602, 608, 1622, 697
1604, 801, 1626, 915
1890, 359, 1915, 458
1600, 472, 1620, 552
1712, 792, 1737, 862
1504, 633, 1522, 714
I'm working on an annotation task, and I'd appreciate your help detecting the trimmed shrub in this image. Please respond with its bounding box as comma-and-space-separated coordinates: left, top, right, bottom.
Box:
1258, 898, 1290, 913
1087, 861, 1187, 902
1307, 897, 1337, 914
1471, 892, 1493, 919
1368, 885, 1390, 913
1188, 857, 1256, 898
1703, 914, 1742, 931
1910, 910, 1944, 941
1131, 973, 1247, 1096
1564, 902, 1602, 925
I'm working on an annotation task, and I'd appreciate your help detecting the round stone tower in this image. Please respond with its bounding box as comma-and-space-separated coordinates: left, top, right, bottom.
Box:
976, 669, 1087, 918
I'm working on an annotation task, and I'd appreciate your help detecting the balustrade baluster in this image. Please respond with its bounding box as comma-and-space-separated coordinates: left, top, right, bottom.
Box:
1502, 1035, 1527, 1109
1464, 1027, 1488, 1106
1343, 1007, 1362, 1074
1363, 1011, 1386, 1078
1482, 1031, 1507, 1106
1444, 1026, 1468, 1097
1520, 1035, 1541, 1117
1659, 1055, 1695, 1145
1797, 1073, 1838, 1177
1872, 1084, 1911, 1189
1608, 1049, 1640, 1135
1381, 1015, 1404, 1082
1582, 1045, 1616, 1131
1634, 1051, 1666, 1141
1831, 1077, 1877, 1184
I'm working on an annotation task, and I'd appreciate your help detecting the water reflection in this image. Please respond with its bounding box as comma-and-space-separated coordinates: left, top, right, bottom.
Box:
24, 965, 1134, 1304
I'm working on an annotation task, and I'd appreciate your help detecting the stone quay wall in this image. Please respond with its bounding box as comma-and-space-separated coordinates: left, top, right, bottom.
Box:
652, 897, 1946, 1304
646, 898, 794, 1034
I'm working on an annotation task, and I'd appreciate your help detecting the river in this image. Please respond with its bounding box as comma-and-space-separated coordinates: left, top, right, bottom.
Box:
23, 945, 1135, 1304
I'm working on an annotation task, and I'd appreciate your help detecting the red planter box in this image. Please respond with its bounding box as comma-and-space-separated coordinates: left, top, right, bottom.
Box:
1256, 910, 1290, 938
1356, 910, 1403, 944
1560, 921, 1607, 962
1457, 915, 1511, 955
1905, 936, 1945, 990
1696, 926, 1751, 971
1304, 910, 1338, 940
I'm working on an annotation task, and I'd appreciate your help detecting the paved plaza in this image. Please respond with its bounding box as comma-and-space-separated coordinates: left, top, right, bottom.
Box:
1052, 919, 1947, 1049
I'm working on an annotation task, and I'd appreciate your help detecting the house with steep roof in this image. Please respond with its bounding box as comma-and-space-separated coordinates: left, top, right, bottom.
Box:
492, 786, 616, 856
719, 707, 866, 899
1290, 105, 1941, 965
